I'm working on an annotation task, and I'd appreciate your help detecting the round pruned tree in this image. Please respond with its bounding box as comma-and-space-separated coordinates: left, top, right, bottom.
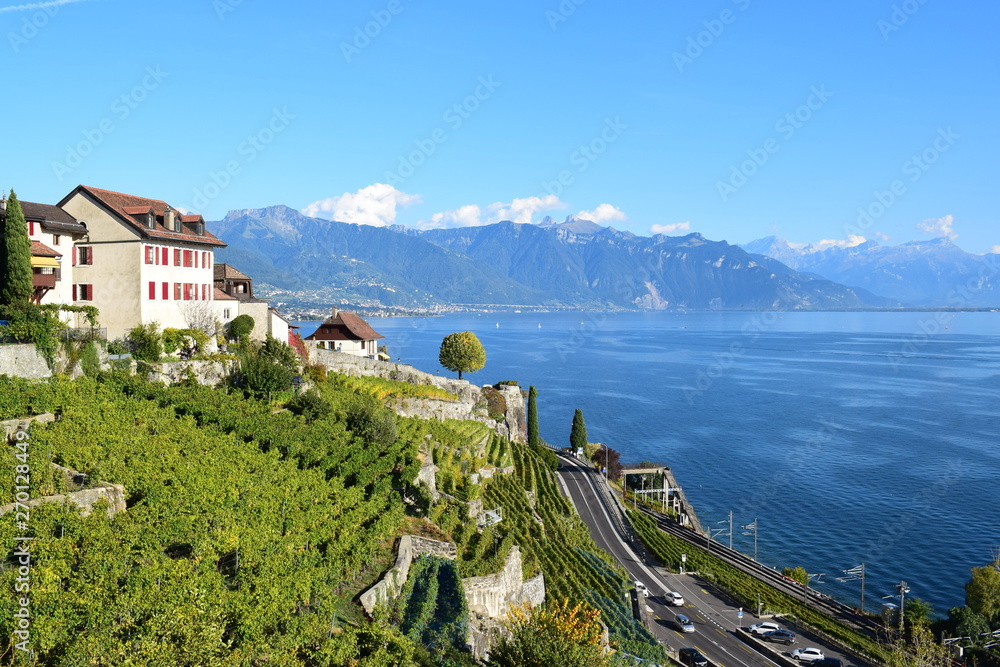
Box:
438, 331, 485, 380
0, 191, 33, 307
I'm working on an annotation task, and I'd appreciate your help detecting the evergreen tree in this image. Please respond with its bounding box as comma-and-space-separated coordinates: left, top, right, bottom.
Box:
527, 385, 539, 448
438, 331, 486, 380
569, 408, 587, 452
0, 191, 33, 307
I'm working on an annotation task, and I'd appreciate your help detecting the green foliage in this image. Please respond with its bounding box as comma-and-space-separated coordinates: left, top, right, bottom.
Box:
79, 340, 101, 377
966, 560, 1000, 624
0, 374, 423, 665
346, 396, 399, 447
0, 191, 33, 307
228, 313, 255, 339
438, 331, 486, 380
947, 606, 991, 646
107, 339, 128, 355
490, 598, 613, 667
389, 556, 470, 658
527, 385, 539, 448
904, 597, 934, 629
481, 385, 507, 422
782, 566, 808, 586
287, 389, 331, 423
570, 408, 588, 451
884, 623, 950, 667
328, 371, 457, 401
260, 333, 300, 371
162, 327, 210, 356
127, 321, 163, 362
0, 303, 67, 367
239, 351, 293, 397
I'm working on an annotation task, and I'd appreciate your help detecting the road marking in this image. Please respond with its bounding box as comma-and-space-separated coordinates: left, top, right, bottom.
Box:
716, 628, 727, 637
696, 614, 707, 622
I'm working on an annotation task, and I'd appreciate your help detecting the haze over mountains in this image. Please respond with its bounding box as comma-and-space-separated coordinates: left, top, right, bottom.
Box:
741, 236, 1000, 308
211, 206, 901, 311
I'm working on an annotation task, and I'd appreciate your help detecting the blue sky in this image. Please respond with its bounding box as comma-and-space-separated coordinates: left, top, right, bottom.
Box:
4, 0, 998, 252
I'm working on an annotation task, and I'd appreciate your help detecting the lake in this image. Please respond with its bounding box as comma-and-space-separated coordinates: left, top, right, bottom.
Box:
298, 310, 1000, 615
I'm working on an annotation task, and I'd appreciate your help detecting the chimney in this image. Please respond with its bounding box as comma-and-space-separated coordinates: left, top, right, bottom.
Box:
165, 207, 175, 231
331, 306, 339, 319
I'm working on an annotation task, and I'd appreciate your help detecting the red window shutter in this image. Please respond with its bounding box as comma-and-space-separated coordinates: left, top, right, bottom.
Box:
162, 248, 168, 264
184, 250, 192, 267
194, 252, 199, 269
183, 283, 190, 300
145, 246, 152, 264
174, 249, 180, 266
72, 284, 77, 301
174, 283, 180, 300
72, 246, 78, 266
162, 282, 169, 300
86, 247, 93, 265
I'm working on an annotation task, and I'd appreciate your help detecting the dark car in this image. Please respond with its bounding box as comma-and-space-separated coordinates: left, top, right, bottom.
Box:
679, 647, 710, 667
764, 629, 796, 645
810, 659, 843, 667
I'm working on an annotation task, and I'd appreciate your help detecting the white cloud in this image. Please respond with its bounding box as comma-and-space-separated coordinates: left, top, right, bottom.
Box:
650, 221, 691, 235
0, 0, 88, 12
419, 195, 566, 230
990, 246, 1000, 255
916, 214, 957, 240
575, 204, 626, 225
812, 234, 867, 252
303, 184, 421, 227
873, 231, 890, 242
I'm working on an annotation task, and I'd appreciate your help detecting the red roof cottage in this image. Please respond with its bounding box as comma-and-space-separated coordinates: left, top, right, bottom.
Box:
305, 308, 384, 358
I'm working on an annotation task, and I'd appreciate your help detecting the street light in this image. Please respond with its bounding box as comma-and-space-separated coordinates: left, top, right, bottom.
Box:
897, 581, 910, 634
837, 563, 866, 614
804, 572, 825, 602
742, 518, 758, 562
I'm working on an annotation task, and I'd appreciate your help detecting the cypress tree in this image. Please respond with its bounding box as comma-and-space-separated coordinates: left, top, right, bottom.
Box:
527, 385, 539, 448
0, 191, 33, 307
569, 408, 587, 452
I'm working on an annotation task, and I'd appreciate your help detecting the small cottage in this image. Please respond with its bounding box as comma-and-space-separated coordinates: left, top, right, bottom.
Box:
306, 308, 384, 358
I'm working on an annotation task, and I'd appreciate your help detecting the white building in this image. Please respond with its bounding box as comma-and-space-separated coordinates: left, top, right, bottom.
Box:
17, 200, 89, 316
57, 185, 227, 340
304, 308, 384, 357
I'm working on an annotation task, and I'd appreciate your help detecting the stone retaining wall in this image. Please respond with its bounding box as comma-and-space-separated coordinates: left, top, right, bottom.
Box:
0, 482, 126, 518
0, 344, 51, 379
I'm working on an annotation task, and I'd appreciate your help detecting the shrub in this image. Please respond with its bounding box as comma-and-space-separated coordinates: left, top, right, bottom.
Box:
162, 328, 209, 356
287, 389, 331, 423
481, 386, 507, 422
127, 322, 163, 362
259, 334, 299, 372
239, 353, 293, 398
79, 341, 101, 377
228, 314, 254, 340
346, 397, 399, 447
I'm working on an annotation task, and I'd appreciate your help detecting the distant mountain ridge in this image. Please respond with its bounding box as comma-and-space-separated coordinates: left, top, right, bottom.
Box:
741, 236, 1000, 307
210, 207, 898, 310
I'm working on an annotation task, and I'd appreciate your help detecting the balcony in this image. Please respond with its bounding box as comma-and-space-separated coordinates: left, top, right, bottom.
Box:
32, 271, 57, 289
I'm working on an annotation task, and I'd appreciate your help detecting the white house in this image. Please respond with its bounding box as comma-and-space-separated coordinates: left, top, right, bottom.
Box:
304, 308, 384, 357
57, 185, 227, 339
14, 199, 89, 316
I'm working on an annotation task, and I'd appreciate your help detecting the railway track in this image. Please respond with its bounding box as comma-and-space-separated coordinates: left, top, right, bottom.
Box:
637, 504, 886, 639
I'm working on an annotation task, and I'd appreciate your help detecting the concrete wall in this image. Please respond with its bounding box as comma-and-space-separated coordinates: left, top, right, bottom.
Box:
359, 535, 459, 616
145, 359, 235, 386
0, 344, 51, 379
0, 482, 126, 518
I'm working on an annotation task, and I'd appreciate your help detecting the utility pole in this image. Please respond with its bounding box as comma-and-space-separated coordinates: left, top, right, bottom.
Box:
837, 564, 866, 614
897, 581, 910, 634
742, 519, 758, 562
729, 510, 734, 551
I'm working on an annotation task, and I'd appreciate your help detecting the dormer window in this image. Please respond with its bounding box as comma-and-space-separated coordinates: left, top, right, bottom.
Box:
147, 213, 154, 228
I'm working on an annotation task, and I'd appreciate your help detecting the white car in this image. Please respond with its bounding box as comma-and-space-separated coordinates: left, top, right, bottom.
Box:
792, 648, 825, 662
749, 621, 781, 636
664, 591, 685, 606
634, 581, 649, 598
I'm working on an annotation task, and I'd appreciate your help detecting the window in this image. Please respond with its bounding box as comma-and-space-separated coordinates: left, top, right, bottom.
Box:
183, 283, 191, 300
174, 249, 181, 266
201, 284, 207, 300
162, 282, 169, 300
223, 308, 231, 319
148, 282, 156, 300
161, 247, 168, 265
28, 221, 36, 236
183, 249, 192, 267
174, 283, 181, 300
145, 246, 155, 264
73, 284, 93, 301
52, 234, 61, 246
76, 246, 93, 265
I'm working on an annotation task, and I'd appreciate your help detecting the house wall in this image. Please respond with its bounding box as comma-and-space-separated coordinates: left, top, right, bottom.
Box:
138, 242, 215, 332
234, 301, 271, 342
26, 224, 78, 312
268, 311, 289, 343
313, 338, 371, 356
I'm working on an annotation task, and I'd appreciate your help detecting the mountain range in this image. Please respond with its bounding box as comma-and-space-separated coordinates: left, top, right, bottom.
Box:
740, 236, 1000, 308
210, 207, 897, 311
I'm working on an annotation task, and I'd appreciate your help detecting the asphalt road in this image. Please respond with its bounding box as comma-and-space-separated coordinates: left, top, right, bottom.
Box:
555, 454, 861, 667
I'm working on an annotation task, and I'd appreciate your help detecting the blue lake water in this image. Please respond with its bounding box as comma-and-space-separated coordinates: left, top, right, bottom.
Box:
299, 311, 1000, 614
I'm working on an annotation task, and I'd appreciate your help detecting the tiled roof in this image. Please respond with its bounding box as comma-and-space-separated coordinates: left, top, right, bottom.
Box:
59, 185, 226, 248
30, 241, 61, 257
19, 201, 88, 234
213, 287, 238, 301
305, 311, 384, 341
214, 263, 251, 281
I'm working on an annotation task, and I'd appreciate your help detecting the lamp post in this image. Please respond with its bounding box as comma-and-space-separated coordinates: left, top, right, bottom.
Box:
897, 581, 910, 634
804, 572, 825, 602
742, 519, 758, 562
